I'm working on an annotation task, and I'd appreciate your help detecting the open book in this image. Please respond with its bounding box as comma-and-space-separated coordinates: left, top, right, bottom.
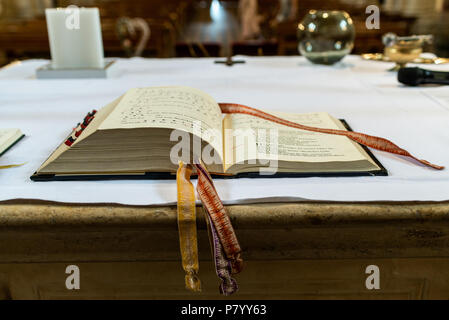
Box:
0, 129, 24, 157
31, 86, 386, 181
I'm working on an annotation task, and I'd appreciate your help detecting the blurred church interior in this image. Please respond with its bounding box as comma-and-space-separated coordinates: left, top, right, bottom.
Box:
0, 0, 448, 66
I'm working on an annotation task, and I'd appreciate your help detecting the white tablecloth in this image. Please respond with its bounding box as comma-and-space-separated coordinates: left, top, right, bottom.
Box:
1, 56, 449, 205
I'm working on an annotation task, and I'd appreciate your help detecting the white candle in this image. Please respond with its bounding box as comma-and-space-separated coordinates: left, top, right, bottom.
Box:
45, 7, 104, 69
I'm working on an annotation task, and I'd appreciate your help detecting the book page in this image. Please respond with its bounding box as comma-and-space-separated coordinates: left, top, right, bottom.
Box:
223, 111, 367, 166
99, 86, 223, 160
37, 97, 121, 172
0, 129, 22, 154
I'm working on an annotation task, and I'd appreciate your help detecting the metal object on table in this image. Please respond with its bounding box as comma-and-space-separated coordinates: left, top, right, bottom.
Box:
381, 33, 434, 71
361, 53, 449, 66
214, 56, 246, 66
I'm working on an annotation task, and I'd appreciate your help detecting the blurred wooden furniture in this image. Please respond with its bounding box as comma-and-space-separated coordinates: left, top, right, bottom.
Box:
220, 0, 417, 56
56, 0, 193, 40
1, 200, 449, 299
0, 17, 176, 65
0, 0, 421, 63
232, 39, 278, 56
175, 42, 222, 57
0, 0, 195, 64
56, 0, 192, 22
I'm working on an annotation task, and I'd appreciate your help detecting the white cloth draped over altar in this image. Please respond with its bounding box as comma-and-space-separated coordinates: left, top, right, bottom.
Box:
1, 55, 449, 205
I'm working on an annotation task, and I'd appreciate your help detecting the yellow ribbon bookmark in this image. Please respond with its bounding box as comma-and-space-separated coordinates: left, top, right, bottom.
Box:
0, 163, 25, 170
176, 161, 201, 292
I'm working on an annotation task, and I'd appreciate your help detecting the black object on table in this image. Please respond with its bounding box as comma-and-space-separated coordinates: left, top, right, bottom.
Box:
398, 67, 449, 86
214, 56, 245, 66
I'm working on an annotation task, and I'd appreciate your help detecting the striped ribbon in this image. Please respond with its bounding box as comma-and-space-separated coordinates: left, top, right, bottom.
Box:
177, 160, 241, 295
194, 163, 243, 274
176, 162, 201, 292
205, 212, 239, 296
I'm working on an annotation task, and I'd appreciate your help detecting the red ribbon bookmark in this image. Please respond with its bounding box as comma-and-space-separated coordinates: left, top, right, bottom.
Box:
219, 103, 444, 170
194, 163, 244, 274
